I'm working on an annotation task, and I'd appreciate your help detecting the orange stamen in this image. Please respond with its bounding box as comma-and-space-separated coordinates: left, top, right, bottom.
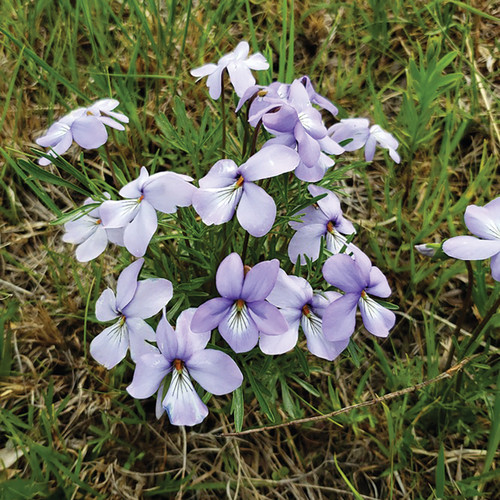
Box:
236, 175, 244, 187
361, 290, 367, 299
138, 195, 145, 202
302, 304, 311, 317
327, 221, 334, 233
236, 299, 245, 310
174, 359, 183, 372
96, 218, 102, 225
243, 265, 251, 276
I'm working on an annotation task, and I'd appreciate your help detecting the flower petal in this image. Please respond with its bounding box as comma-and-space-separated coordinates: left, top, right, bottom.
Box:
366, 267, 392, 298
443, 236, 500, 260
302, 312, 349, 361
295, 123, 321, 167
248, 300, 288, 335
190, 298, 233, 333
237, 182, 276, 237
219, 302, 259, 353
119, 167, 149, 198
72, 115, 108, 149
267, 269, 312, 310
358, 295, 395, 337
115, 259, 143, 311
464, 204, 500, 241
216, 253, 244, 299
122, 278, 173, 319
490, 252, 500, 281
95, 288, 118, 322
245, 53, 269, 70
99, 199, 140, 228
239, 145, 300, 181
187, 349, 243, 395
191, 63, 218, 78
126, 317, 157, 361
193, 184, 242, 226
259, 310, 300, 355
123, 200, 158, 257
163, 369, 209, 426
227, 61, 255, 97
172, 308, 211, 360
288, 224, 325, 264
90, 321, 129, 369
241, 259, 280, 302
127, 353, 170, 399
322, 293, 359, 341
322, 254, 368, 293
144, 172, 196, 213
75, 226, 108, 262
206, 65, 224, 100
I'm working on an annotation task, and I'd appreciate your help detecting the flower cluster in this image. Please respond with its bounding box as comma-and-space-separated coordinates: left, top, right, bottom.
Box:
35, 40, 402, 427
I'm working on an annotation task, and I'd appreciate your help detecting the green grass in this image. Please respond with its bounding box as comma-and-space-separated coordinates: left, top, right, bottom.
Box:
1, 0, 499, 498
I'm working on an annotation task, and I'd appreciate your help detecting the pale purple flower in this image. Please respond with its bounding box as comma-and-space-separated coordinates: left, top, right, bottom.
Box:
192, 146, 299, 237
237, 76, 338, 118
62, 194, 124, 262
127, 308, 243, 426
328, 118, 400, 163
443, 197, 500, 281
322, 252, 396, 341
36, 98, 128, 166
259, 80, 343, 169
288, 185, 356, 265
91, 259, 173, 369
191, 41, 269, 99
263, 269, 349, 360
191, 253, 288, 353
99, 166, 196, 257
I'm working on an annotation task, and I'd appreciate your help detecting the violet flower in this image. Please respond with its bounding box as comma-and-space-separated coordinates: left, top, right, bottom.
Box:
99, 166, 196, 257
91, 259, 173, 369
328, 118, 400, 163
190, 41, 269, 99
288, 185, 357, 265
442, 197, 500, 281
191, 253, 288, 353
127, 308, 243, 426
192, 146, 299, 237
259, 80, 343, 169
62, 195, 124, 262
263, 269, 349, 360
36, 99, 128, 165
322, 252, 396, 341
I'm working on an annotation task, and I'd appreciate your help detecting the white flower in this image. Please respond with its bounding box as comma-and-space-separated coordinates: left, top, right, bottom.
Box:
190, 41, 269, 99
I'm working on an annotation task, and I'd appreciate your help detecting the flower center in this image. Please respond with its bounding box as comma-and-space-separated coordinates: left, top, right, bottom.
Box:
86, 110, 94, 116
96, 218, 102, 225
257, 89, 268, 97
119, 315, 126, 326
361, 290, 367, 299
243, 265, 251, 276
235, 175, 245, 188
302, 304, 311, 318
327, 221, 334, 233
138, 194, 145, 202
174, 358, 184, 372
236, 298, 245, 311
